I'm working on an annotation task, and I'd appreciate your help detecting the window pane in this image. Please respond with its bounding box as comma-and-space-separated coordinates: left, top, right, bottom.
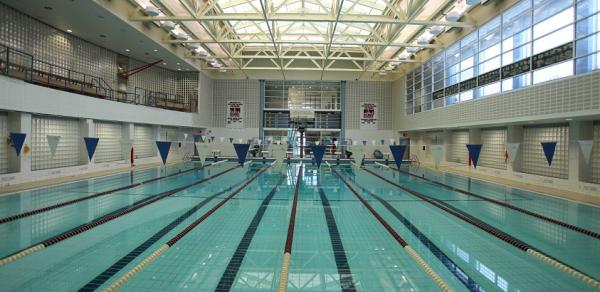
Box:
479, 43, 501, 62
502, 73, 531, 91
460, 90, 474, 101
461, 32, 479, 58
503, 43, 531, 64
460, 56, 475, 69
446, 73, 460, 85
533, 24, 574, 54
503, 29, 531, 51
576, 13, 600, 37
532, 60, 573, 84
445, 95, 458, 105
503, 0, 533, 38
533, 7, 574, 39
576, 33, 600, 56
446, 63, 460, 76
446, 45, 461, 65
478, 82, 501, 97
575, 52, 600, 73
460, 67, 475, 81
577, 0, 600, 20
534, 0, 572, 23
479, 56, 501, 74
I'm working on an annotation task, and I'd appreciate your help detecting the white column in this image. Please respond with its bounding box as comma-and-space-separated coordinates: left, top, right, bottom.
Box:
79, 119, 94, 166
507, 125, 523, 173
571, 121, 593, 183
7, 112, 32, 174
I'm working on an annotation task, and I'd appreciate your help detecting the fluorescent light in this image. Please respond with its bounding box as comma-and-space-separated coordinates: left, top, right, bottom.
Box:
154, 49, 158, 52
125, 49, 130, 52
66, 29, 73, 33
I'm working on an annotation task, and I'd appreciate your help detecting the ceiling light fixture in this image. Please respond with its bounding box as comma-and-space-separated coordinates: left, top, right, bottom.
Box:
154, 49, 158, 52
125, 49, 130, 52
66, 29, 73, 33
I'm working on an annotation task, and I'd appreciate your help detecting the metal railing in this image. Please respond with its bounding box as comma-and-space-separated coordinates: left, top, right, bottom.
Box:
0, 45, 197, 113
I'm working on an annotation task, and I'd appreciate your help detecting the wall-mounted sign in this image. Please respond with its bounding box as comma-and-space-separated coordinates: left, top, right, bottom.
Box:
360, 102, 378, 130
226, 100, 244, 129
502, 58, 530, 79
479, 68, 501, 86
532, 43, 573, 70
459, 77, 477, 92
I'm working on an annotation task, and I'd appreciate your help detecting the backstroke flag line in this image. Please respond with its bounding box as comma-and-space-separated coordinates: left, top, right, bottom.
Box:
389, 145, 407, 169
541, 141, 557, 166
233, 143, 250, 166
310, 145, 326, 168
194, 142, 210, 166
83, 137, 100, 161
47, 135, 60, 157
9, 132, 26, 156
156, 141, 172, 165
506, 143, 520, 164
430, 145, 444, 168
466, 144, 483, 168
578, 140, 593, 164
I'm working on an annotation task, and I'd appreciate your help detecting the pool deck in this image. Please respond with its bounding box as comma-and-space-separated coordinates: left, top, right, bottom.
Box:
419, 162, 600, 207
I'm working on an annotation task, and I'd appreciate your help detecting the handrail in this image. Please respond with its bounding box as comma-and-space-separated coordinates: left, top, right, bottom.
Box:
0, 44, 197, 113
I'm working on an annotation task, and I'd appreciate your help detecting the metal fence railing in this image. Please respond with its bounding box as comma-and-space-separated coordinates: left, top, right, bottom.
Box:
0, 44, 197, 113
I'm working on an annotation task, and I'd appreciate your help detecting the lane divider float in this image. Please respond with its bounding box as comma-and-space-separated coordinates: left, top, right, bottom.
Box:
0, 161, 224, 225
277, 164, 303, 292
0, 164, 239, 266
331, 168, 453, 292
380, 164, 600, 240
361, 167, 600, 288
104, 165, 271, 292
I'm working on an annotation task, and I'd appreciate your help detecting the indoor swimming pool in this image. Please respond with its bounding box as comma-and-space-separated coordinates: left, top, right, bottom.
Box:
0, 161, 598, 291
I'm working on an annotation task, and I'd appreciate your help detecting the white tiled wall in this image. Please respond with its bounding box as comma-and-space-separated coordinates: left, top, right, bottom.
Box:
213, 80, 260, 128
449, 130, 469, 164
521, 125, 569, 179
480, 128, 507, 169
134, 124, 155, 159
31, 115, 81, 170
0, 112, 7, 174
591, 122, 600, 184
94, 121, 123, 163
345, 81, 393, 130
159, 126, 193, 157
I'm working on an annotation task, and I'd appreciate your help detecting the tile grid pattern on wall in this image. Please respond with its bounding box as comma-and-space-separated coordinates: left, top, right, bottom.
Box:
479, 128, 507, 170
160, 126, 194, 157
397, 71, 600, 131
344, 81, 392, 130
0, 112, 7, 174
521, 125, 569, 179
197, 72, 213, 124
591, 122, 600, 184
213, 80, 260, 128
94, 121, 124, 163
449, 130, 469, 164
127, 59, 177, 95
31, 116, 81, 171
134, 124, 155, 159
176, 71, 199, 98
0, 3, 118, 87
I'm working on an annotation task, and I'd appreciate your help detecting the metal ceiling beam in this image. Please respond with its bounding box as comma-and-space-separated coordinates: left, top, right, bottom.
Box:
187, 54, 421, 62
130, 14, 472, 27
166, 39, 439, 48
321, 0, 345, 79
258, 0, 286, 79
203, 66, 386, 72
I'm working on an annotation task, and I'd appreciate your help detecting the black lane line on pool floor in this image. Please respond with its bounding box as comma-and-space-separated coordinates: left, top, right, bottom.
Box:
341, 170, 481, 292
214, 174, 285, 291
0, 163, 216, 225
361, 167, 600, 284
0, 165, 240, 264
79, 177, 249, 291
385, 166, 600, 239
317, 187, 357, 292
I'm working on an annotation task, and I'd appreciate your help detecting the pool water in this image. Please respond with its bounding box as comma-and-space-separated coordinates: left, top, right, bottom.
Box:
0, 161, 598, 291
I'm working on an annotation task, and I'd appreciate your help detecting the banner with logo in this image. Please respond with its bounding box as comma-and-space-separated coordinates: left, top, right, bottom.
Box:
226, 100, 244, 129
360, 102, 378, 130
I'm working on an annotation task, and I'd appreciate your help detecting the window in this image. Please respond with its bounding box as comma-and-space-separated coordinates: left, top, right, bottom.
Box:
502, 73, 531, 91
533, 60, 573, 84
533, 25, 574, 54
405, 0, 599, 115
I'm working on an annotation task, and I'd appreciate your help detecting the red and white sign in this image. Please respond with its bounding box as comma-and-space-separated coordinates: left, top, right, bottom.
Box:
226, 100, 244, 129
360, 102, 378, 130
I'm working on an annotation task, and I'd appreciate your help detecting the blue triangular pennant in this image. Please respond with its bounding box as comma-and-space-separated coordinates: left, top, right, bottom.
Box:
83, 137, 99, 161
310, 145, 327, 168
234, 143, 250, 166
389, 145, 407, 169
362, 140, 367, 146
466, 144, 483, 168
10, 132, 26, 156
229, 137, 234, 143
541, 141, 557, 166
155, 141, 172, 165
